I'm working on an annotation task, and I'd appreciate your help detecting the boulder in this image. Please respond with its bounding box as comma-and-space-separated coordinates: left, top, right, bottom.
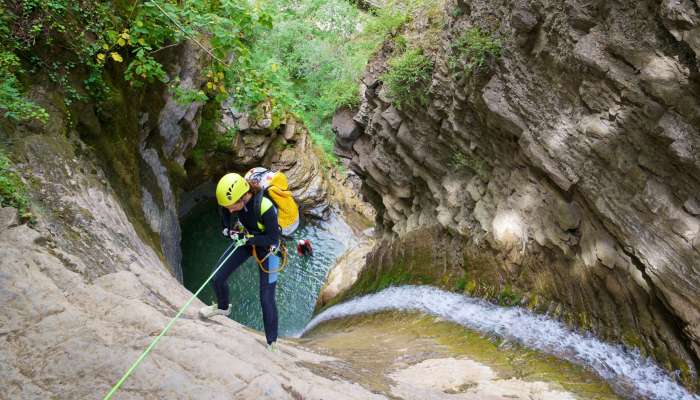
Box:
333, 108, 362, 149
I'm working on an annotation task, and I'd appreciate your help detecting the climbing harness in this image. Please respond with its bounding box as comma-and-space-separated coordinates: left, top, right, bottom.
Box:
102, 239, 245, 400
252, 242, 289, 274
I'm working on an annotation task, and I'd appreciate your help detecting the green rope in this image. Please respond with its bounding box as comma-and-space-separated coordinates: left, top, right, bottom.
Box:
103, 240, 244, 400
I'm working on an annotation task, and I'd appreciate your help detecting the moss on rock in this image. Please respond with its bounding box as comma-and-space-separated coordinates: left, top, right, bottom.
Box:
303, 311, 621, 399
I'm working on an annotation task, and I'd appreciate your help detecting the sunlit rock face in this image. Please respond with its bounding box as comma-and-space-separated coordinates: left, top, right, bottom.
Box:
341, 0, 700, 386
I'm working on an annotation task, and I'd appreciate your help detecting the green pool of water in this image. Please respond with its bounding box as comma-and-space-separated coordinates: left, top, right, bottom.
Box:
181, 200, 358, 336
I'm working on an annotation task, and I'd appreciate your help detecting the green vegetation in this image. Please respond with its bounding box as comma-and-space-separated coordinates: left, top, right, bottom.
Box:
0, 0, 450, 168
497, 284, 521, 306
454, 276, 468, 292
0, 0, 271, 122
0, 51, 49, 122
449, 151, 491, 177
448, 27, 502, 75
244, 0, 420, 164
189, 102, 235, 170
1, 0, 431, 165
381, 48, 433, 110
0, 149, 30, 218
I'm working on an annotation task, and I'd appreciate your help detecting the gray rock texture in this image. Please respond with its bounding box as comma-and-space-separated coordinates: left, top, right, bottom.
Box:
0, 29, 375, 400
342, 0, 700, 386
158, 41, 208, 167
139, 41, 209, 280
215, 107, 335, 218
195, 105, 374, 222
333, 107, 363, 150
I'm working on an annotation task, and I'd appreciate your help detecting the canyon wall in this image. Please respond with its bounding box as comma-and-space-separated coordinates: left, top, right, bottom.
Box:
339, 0, 700, 386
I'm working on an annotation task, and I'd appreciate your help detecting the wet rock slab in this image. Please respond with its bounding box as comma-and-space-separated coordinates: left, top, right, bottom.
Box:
300, 312, 620, 400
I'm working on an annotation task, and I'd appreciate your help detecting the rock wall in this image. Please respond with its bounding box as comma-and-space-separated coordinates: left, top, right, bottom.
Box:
181, 102, 334, 216
7, 37, 344, 282
341, 0, 700, 386
231, 109, 332, 217
141, 40, 210, 279
32, 40, 212, 280
184, 99, 374, 222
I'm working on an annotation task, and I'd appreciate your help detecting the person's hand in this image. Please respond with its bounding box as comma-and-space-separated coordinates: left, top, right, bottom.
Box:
223, 228, 243, 241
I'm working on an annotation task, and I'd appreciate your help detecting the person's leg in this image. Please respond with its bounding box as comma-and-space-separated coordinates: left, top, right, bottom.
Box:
258, 248, 279, 344
212, 245, 251, 310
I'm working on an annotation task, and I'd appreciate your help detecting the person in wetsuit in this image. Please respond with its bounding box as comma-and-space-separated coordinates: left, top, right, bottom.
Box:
199, 172, 280, 352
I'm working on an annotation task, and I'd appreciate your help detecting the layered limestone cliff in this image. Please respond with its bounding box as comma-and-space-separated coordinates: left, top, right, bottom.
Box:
339, 0, 700, 387
183, 100, 331, 217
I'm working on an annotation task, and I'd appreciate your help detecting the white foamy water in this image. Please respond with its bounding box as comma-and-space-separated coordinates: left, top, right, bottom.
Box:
298, 285, 699, 400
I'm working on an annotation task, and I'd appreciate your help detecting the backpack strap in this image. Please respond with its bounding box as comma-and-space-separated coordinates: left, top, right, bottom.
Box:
252, 190, 274, 232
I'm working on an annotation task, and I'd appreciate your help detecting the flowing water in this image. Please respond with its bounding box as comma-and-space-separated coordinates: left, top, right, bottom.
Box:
299, 285, 699, 400
181, 200, 358, 336
300, 311, 622, 399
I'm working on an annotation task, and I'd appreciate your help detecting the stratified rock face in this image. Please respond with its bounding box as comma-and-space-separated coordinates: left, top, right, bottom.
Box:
216, 107, 334, 218
344, 0, 700, 384
316, 241, 375, 310
24, 41, 211, 280
333, 107, 363, 150
158, 41, 208, 167
140, 41, 209, 279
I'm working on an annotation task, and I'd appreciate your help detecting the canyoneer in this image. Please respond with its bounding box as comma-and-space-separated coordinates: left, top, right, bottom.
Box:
200, 172, 282, 351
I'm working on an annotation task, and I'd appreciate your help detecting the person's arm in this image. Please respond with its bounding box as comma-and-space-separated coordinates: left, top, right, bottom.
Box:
219, 206, 231, 230
246, 206, 280, 247
220, 206, 241, 233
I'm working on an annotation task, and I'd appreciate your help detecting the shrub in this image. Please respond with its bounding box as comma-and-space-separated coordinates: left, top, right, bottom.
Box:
242, 0, 420, 165
0, 52, 49, 122
449, 27, 501, 74
0, 150, 30, 217
393, 34, 408, 54
382, 48, 433, 110
218, 128, 238, 152
0, 0, 272, 122
449, 151, 490, 177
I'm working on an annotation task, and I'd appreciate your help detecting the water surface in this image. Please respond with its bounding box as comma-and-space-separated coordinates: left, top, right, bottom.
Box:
181, 200, 357, 336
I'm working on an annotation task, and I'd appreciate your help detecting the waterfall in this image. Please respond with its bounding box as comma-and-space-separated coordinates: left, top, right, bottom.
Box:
299, 285, 699, 400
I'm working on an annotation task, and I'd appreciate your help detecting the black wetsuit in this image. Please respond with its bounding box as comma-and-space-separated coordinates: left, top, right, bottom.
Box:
213, 197, 280, 344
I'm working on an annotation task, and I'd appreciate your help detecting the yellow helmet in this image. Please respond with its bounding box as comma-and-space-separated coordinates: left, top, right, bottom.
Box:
216, 173, 250, 207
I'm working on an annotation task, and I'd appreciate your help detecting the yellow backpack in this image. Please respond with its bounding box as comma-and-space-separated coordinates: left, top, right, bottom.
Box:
247, 168, 300, 236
